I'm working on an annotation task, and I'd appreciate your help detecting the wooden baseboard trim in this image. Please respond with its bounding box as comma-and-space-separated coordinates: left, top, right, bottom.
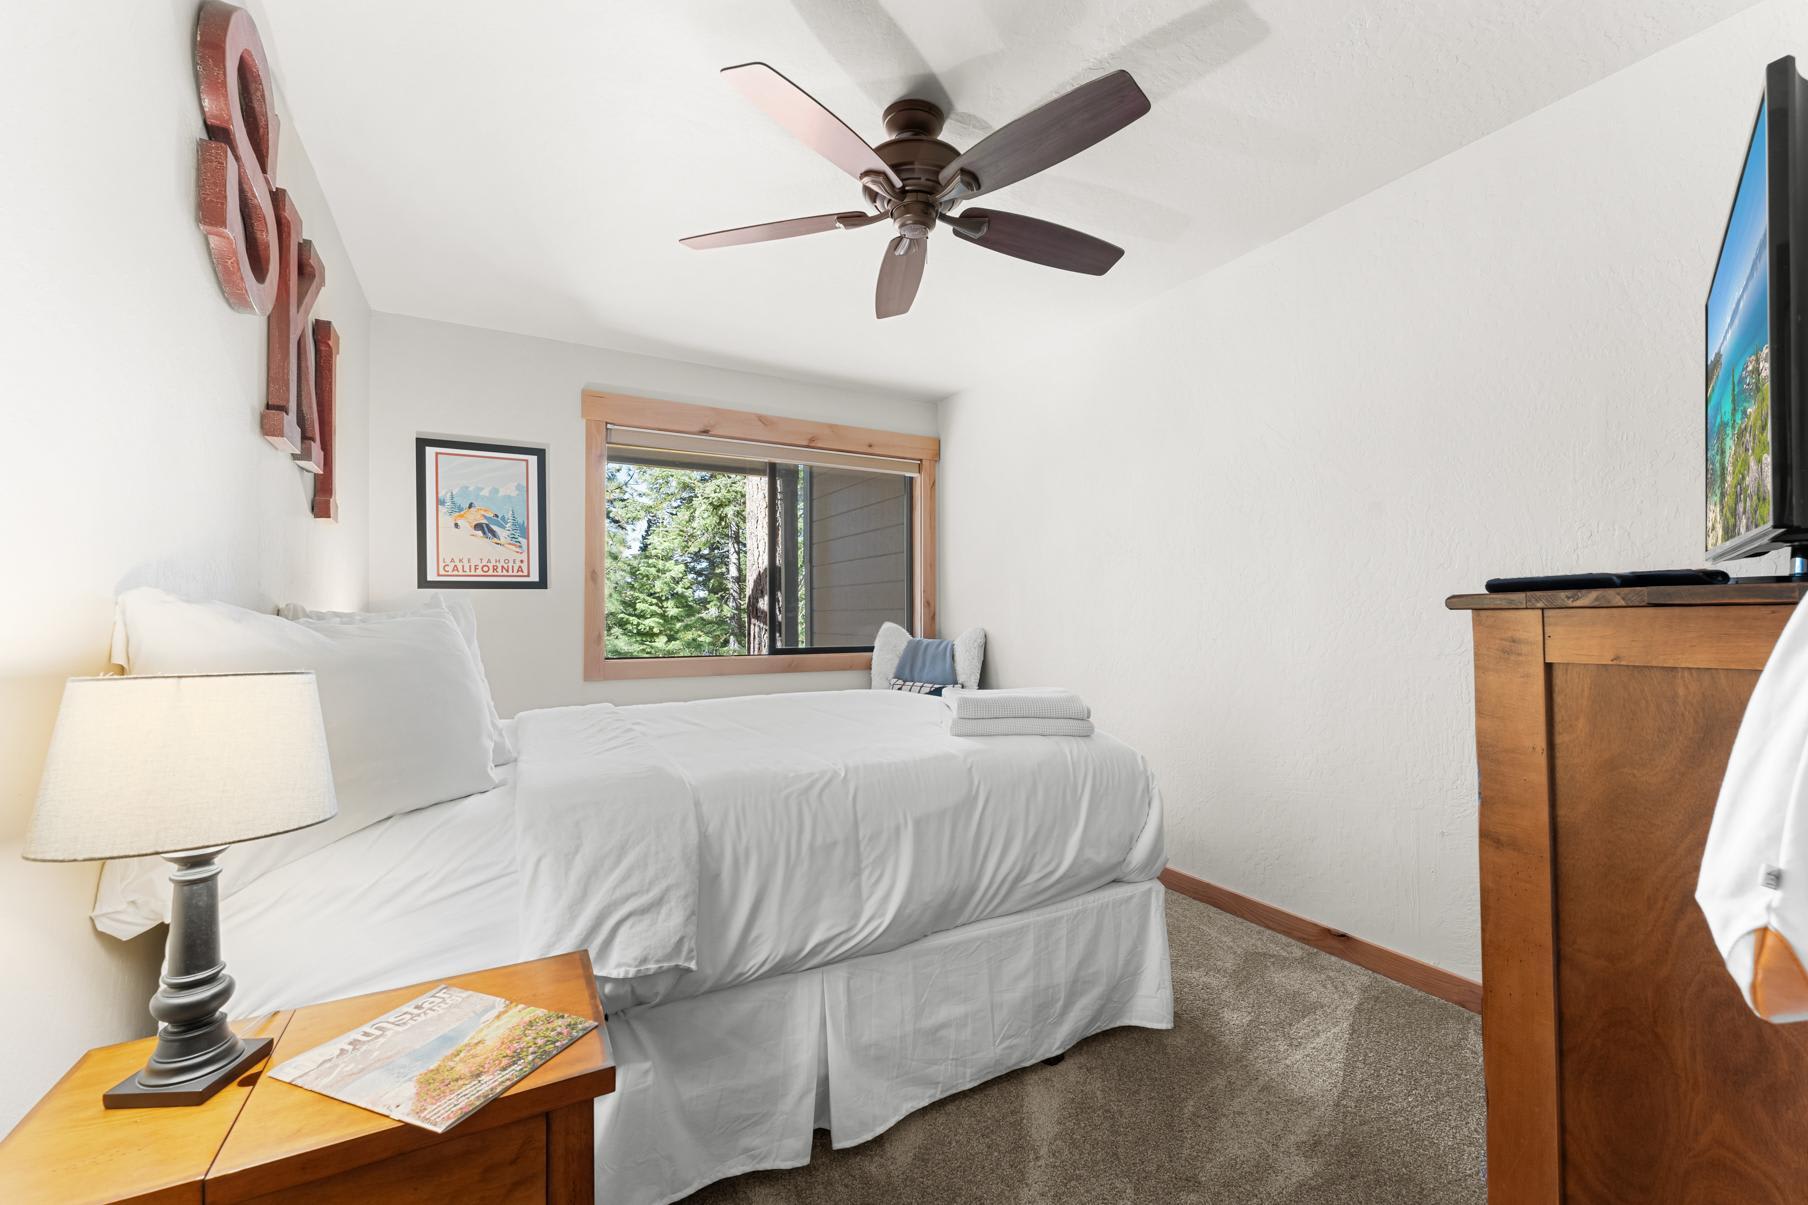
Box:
1159, 867, 1482, 1013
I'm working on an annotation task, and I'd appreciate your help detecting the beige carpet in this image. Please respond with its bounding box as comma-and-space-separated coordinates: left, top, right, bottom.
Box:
688, 891, 1484, 1205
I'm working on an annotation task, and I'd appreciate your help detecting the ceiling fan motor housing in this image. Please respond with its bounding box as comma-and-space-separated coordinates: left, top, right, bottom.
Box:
871, 99, 961, 241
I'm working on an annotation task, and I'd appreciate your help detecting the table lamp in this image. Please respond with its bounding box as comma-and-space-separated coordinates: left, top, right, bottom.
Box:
23, 672, 336, 1108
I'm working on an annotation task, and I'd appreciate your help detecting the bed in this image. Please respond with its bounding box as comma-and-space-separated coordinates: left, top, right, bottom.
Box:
211, 689, 1171, 1205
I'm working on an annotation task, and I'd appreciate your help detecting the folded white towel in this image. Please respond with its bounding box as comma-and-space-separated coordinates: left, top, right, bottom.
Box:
948, 716, 1095, 738
942, 687, 1091, 722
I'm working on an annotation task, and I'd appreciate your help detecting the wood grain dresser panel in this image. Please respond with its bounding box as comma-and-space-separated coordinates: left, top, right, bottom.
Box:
235, 1114, 545, 1205
1543, 605, 1793, 671
1470, 609, 1563, 1204
1550, 662, 1808, 1204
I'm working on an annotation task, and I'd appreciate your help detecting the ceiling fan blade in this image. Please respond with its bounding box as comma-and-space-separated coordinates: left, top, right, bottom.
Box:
950, 209, 1124, 275
875, 236, 926, 318
940, 70, 1149, 199
722, 63, 902, 188
680, 212, 871, 250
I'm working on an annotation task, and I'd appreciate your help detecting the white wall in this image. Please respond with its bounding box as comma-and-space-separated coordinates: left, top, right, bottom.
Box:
0, 0, 371, 1133
938, 0, 1806, 981
367, 314, 938, 715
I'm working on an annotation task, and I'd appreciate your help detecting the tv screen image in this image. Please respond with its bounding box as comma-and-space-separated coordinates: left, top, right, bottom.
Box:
1706, 100, 1772, 553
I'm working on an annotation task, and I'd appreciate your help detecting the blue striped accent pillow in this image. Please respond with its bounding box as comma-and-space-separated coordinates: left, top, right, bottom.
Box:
888, 637, 957, 696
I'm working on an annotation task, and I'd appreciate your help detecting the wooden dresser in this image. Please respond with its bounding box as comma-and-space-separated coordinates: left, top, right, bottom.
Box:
1449, 582, 1808, 1205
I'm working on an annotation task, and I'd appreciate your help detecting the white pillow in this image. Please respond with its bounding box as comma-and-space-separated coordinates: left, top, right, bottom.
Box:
277, 594, 515, 767
870, 622, 985, 691
93, 588, 498, 938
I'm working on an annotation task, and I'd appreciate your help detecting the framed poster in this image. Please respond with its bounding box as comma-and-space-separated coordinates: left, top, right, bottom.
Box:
416, 437, 547, 588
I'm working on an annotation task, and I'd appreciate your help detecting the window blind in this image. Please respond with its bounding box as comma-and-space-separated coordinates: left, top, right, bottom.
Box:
604, 425, 920, 476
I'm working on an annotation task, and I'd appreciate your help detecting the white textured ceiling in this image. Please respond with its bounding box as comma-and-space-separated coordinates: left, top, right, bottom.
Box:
256, 0, 1762, 399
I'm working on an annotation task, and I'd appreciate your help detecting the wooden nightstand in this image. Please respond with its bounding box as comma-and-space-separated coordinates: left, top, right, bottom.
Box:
0, 951, 613, 1204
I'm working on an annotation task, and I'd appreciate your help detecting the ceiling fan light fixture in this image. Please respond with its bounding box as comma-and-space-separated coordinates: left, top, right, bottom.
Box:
893, 199, 937, 240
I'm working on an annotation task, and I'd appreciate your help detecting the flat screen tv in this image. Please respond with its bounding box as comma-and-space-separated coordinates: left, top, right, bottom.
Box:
1708, 56, 1808, 563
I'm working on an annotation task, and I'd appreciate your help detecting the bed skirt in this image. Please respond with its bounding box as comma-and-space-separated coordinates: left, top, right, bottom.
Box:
596, 877, 1173, 1205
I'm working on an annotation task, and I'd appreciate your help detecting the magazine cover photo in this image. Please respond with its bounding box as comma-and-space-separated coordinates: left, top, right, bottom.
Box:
270, 986, 596, 1133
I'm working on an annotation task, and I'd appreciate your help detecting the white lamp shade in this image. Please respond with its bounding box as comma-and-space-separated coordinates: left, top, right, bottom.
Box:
24, 673, 338, 862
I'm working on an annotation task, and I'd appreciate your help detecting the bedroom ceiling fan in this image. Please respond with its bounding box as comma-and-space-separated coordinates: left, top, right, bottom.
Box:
680, 63, 1151, 318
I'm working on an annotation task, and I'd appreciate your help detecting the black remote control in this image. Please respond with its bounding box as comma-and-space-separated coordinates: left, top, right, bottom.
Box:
1615, 569, 1735, 587
1485, 569, 1732, 593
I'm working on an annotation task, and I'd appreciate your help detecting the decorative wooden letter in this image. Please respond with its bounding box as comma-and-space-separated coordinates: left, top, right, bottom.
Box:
264, 189, 324, 463
195, 0, 342, 519
311, 320, 340, 521
195, 0, 279, 315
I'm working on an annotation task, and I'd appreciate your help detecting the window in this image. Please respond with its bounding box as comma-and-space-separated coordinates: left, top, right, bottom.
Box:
583, 392, 938, 679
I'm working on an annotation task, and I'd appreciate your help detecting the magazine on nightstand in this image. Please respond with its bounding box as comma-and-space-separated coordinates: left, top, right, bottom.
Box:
268, 985, 597, 1133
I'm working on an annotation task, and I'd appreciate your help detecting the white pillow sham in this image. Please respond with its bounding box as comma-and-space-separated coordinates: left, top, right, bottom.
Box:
277, 593, 515, 767
870, 621, 985, 691
94, 588, 498, 938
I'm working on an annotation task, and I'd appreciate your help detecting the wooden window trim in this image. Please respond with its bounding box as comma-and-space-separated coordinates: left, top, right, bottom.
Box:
582, 391, 939, 682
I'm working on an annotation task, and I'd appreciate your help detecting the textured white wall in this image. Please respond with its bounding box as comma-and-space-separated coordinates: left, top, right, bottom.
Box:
0, 0, 371, 1133
366, 314, 938, 715
938, 0, 1805, 980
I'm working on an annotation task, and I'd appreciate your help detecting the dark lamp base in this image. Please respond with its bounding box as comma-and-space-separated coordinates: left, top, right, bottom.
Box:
103, 1035, 273, 1109
105, 847, 268, 1109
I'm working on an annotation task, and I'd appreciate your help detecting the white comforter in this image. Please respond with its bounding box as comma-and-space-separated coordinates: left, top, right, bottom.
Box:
514, 690, 1164, 1009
